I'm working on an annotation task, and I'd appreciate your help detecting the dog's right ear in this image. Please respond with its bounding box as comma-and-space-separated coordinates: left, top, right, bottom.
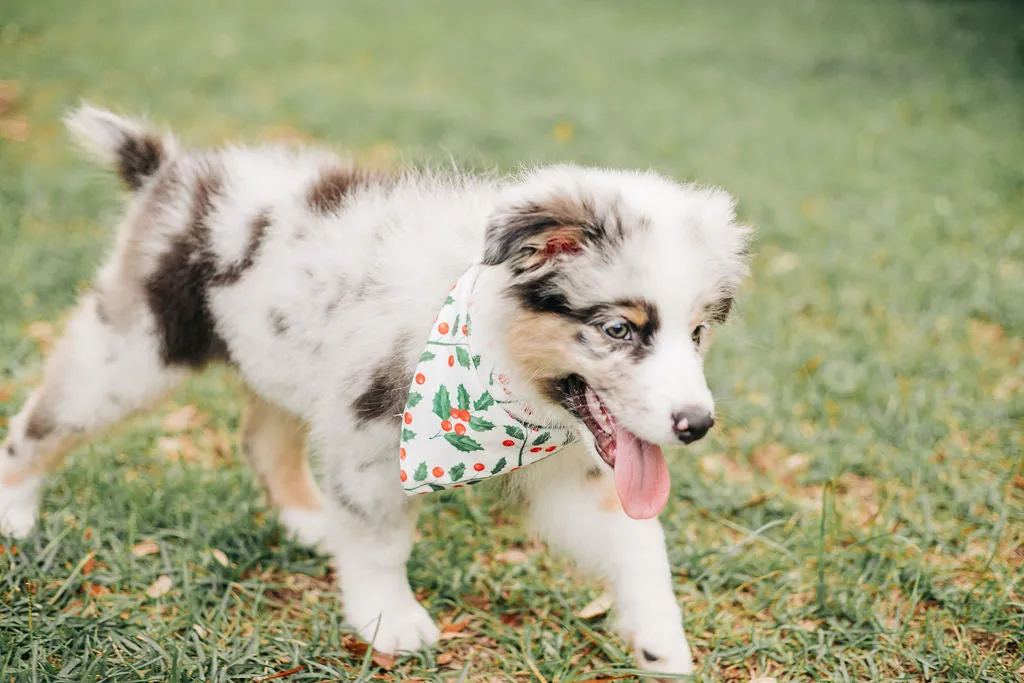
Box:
482, 194, 604, 272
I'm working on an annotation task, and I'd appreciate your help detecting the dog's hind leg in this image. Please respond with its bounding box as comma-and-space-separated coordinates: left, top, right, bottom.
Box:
0, 294, 187, 537
240, 390, 327, 547
515, 446, 696, 679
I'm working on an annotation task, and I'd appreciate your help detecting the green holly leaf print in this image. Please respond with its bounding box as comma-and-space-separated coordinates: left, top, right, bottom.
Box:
464, 312, 471, 335
432, 386, 452, 420
402, 428, 416, 441
457, 384, 471, 411
420, 351, 436, 362
449, 462, 466, 482
473, 392, 495, 411
533, 432, 551, 446
444, 295, 454, 305
490, 457, 507, 475
452, 314, 460, 337
429, 483, 447, 492
472, 354, 481, 368
406, 392, 423, 408
455, 346, 472, 369
504, 425, 526, 441
468, 415, 495, 432
413, 461, 427, 481
444, 433, 485, 452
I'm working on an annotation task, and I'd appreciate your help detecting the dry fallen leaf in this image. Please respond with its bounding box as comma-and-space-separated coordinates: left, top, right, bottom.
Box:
750, 678, 778, 683
145, 575, 173, 598
192, 624, 207, 639
495, 549, 530, 564
441, 617, 472, 634
212, 549, 229, 567
576, 590, 614, 620
436, 651, 454, 665
81, 553, 97, 577
83, 582, 111, 598
132, 541, 160, 557
371, 652, 396, 669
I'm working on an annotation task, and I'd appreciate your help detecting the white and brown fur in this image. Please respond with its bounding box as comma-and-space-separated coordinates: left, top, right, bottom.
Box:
0, 106, 752, 677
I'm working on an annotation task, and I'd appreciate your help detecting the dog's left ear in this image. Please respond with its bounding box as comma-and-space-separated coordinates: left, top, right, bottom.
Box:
482, 194, 603, 272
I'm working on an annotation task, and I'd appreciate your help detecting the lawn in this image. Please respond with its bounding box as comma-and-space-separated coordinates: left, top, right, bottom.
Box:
1, 0, 1023, 680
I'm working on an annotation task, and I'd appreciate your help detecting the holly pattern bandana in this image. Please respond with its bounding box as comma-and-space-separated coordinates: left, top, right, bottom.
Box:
400, 266, 579, 494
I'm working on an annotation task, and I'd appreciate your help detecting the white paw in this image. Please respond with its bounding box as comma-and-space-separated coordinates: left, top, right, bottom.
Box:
632, 626, 695, 678
279, 507, 329, 548
0, 478, 42, 539
347, 595, 440, 654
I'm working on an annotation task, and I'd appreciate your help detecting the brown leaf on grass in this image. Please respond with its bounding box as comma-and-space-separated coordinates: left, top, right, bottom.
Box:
0, 81, 20, 114
371, 652, 396, 669
162, 405, 202, 432
463, 595, 492, 610
750, 678, 778, 683
145, 574, 173, 598
83, 581, 110, 598
192, 624, 207, 639
157, 436, 199, 462
576, 590, 613, 619
440, 617, 472, 634
436, 651, 454, 665
495, 549, 530, 564
0, 117, 28, 142
81, 552, 97, 576
132, 540, 159, 557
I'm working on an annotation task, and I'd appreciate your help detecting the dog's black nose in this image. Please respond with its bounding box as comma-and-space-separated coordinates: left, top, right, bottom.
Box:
672, 408, 714, 444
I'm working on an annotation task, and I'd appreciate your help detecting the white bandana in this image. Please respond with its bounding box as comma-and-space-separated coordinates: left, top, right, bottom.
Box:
400, 266, 580, 494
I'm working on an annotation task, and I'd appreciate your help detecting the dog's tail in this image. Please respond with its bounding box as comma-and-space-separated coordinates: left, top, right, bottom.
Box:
64, 104, 177, 191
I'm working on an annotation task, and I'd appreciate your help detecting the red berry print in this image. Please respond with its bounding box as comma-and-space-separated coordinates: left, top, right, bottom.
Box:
438, 322, 450, 335
530, 447, 542, 453
432, 466, 445, 478
404, 412, 413, 424
400, 447, 407, 460
454, 423, 466, 436
441, 420, 453, 432
457, 409, 471, 422
450, 408, 459, 418
415, 373, 425, 385
502, 440, 515, 447
546, 445, 556, 452
461, 325, 468, 335
448, 355, 455, 367
473, 463, 485, 472
400, 470, 408, 482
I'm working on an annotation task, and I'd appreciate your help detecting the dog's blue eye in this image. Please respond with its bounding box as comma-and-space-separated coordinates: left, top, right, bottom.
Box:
691, 324, 707, 346
602, 321, 632, 341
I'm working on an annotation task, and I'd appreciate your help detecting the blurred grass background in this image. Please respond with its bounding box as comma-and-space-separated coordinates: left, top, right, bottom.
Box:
1, 0, 1023, 681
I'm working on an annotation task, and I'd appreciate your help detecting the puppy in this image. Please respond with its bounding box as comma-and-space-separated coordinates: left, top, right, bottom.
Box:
0, 106, 752, 677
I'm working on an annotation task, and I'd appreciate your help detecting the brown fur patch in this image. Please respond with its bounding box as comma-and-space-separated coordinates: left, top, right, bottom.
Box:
351, 337, 412, 425
483, 193, 603, 268
241, 392, 322, 511
307, 166, 384, 214
24, 408, 55, 441
144, 172, 229, 367
505, 310, 583, 401
117, 134, 165, 191
213, 210, 271, 285
705, 296, 734, 325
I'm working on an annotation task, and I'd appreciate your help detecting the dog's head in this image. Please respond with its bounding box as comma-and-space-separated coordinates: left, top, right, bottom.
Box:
483, 165, 752, 518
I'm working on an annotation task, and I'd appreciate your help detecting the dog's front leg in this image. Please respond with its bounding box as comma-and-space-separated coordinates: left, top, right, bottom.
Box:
312, 423, 439, 655
518, 448, 695, 677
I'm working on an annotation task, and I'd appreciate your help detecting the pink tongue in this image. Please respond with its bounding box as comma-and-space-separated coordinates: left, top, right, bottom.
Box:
613, 429, 670, 519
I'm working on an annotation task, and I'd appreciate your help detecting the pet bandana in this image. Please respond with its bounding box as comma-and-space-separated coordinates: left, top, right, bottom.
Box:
400, 265, 580, 494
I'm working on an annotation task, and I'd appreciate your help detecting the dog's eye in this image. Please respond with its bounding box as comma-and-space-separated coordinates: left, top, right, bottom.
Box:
602, 321, 632, 341
691, 324, 707, 346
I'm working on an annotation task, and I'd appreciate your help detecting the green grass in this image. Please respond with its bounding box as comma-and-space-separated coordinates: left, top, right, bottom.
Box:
2, 0, 1023, 680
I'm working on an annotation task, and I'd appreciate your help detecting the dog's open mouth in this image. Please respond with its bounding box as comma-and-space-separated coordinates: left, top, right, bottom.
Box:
562, 375, 670, 520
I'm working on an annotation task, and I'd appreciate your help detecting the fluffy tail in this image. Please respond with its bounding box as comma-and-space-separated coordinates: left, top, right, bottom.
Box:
64, 104, 177, 191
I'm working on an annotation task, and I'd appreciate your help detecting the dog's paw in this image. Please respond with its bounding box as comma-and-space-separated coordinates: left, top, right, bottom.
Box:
347, 596, 440, 654
0, 478, 41, 539
279, 507, 329, 548
634, 636, 696, 679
